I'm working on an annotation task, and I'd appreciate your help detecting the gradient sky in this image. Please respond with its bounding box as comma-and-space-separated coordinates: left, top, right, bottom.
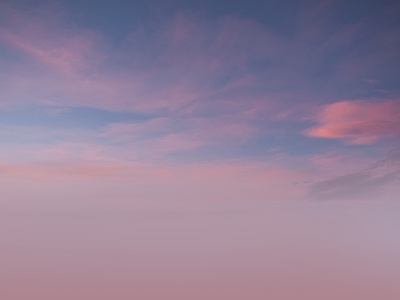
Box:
1, 1, 400, 299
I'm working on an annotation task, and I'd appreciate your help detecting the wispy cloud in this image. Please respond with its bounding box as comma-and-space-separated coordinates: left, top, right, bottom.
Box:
308, 171, 399, 201
307, 151, 400, 201
1, 1, 400, 204
0, 3, 105, 76
101, 116, 258, 159
2, 1, 399, 119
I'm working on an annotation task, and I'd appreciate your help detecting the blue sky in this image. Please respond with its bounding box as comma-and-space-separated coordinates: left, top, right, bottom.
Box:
1, 0, 400, 195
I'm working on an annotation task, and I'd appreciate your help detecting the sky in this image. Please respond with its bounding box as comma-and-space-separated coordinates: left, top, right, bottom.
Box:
1, 0, 400, 299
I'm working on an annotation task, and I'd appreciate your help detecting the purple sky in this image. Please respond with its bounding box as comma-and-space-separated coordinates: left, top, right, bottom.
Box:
1, 1, 400, 299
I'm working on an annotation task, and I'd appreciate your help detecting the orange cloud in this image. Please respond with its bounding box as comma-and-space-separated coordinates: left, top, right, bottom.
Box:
304, 100, 400, 144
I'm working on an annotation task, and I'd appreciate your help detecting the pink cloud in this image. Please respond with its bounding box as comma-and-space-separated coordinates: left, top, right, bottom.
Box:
0, 4, 105, 77
1, 2, 398, 121
0, 5, 289, 116
0, 160, 306, 190
0, 161, 121, 178
304, 100, 400, 144
0, 115, 258, 167
0, 30, 103, 76
0, 152, 306, 209
101, 116, 258, 158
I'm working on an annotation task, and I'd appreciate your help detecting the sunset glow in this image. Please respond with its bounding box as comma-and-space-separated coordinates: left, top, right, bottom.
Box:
1, 1, 400, 299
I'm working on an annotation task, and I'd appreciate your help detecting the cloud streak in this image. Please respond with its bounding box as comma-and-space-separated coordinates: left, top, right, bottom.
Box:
308, 171, 399, 201
307, 151, 400, 201
0, 3, 105, 76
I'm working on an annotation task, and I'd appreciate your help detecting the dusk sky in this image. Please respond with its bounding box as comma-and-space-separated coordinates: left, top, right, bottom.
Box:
1, 1, 400, 299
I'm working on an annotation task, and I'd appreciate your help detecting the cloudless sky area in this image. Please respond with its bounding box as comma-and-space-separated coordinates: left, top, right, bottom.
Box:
1, 1, 400, 299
